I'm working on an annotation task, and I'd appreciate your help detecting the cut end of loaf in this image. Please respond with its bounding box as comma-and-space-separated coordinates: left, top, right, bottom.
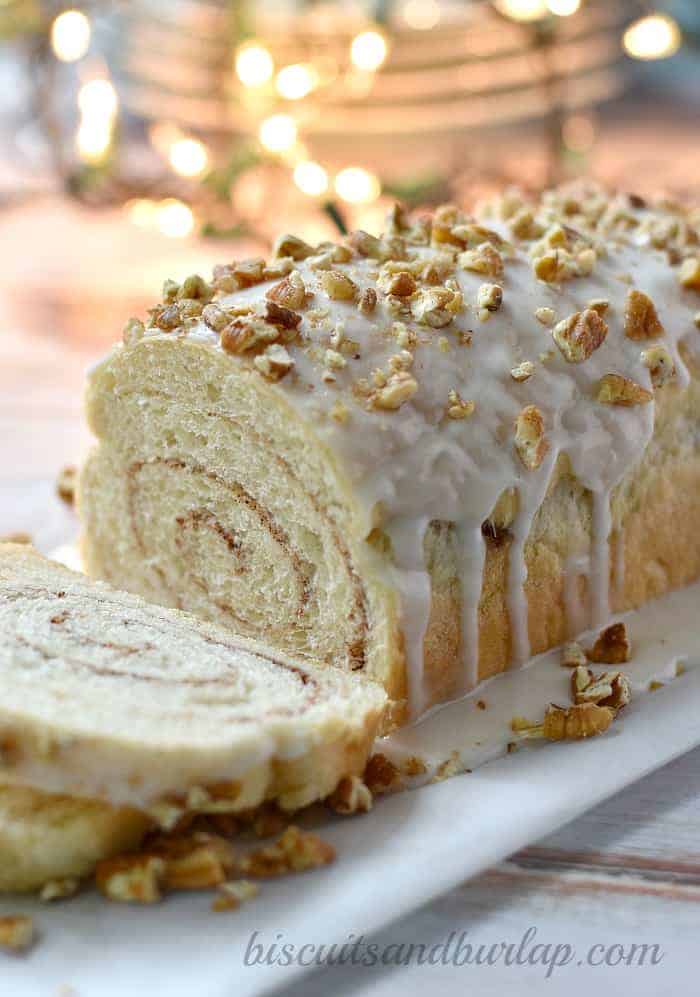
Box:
81, 338, 406, 712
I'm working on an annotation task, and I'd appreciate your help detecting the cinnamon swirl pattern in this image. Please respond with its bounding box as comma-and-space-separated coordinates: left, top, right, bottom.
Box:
82, 351, 406, 711
0, 544, 386, 816
81, 184, 700, 721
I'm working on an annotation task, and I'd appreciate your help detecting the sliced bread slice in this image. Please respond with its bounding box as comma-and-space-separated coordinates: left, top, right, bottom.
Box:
0, 543, 386, 817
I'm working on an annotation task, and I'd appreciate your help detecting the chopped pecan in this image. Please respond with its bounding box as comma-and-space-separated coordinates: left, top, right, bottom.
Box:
446, 389, 475, 420
371, 372, 418, 411
458, 244, 504, 278
201, 303, 229, 332
641, 345, 676, 387
266, 271, 307, 311
364, 753, 401, 795
513, 703, 615, 741
39, 877, 80, 902
587, 622, 631, 664
560, 641, 587, 668
212, 880, 260, 912
534, 306, 556, 326
679, 257, 700, 290
220, 317, 280, 356
624, 289, 664, 341
533, 250, 574, 283
150, 303, 181, 332
56, 465, 77, 506
265, 300, 302, 330
570, 665, 631, 711
273, 234, 314, 261
320, 270, 358, 302
411, 286, 461, 327
514, 405, 549, 470
347, 230, 382, 258
477, 282, 503, 315
386, 271, 417, 297
452, 222, 504, 248
233, 258, 267, 288
510, 209, 542, 240
149, 832, 236, 890
358, 287, 377, 315
552, 309, 608, 363
327, 776, 373, 815
431, 750, 468, 782
240, 827, 335, 878
0, 915, 35, 952
95, 854, 166, 904
510, 360, 535, 382
178, 274, 212, 302
596, 374, 653, 406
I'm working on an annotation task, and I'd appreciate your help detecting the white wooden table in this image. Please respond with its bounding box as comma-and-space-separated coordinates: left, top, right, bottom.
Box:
2, 201, 699, 997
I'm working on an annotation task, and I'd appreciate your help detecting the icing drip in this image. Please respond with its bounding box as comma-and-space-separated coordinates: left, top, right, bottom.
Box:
506, 448, 559, 667
614, 526, 626, 602
563, 554, 590, 636
456, 523, 487, 694
591, 489, 613, 628
385, 517, 432, 719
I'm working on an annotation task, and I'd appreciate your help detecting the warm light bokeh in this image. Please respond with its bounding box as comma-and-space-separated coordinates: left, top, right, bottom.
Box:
293, 161, 329, 197
334, 166, 381, 204
78, 78, 118, 119
168, 137, 209, 178
155, 199, 195, 238
547, 0, 580, 16
76, 121, 111, 163
350, 30, 388, 72
276, 64, 317, 100
400, 0, 441, 30
259, 114, 298, 153
235, 42, 274, 87
76, 78, 118, 164
623, 14, 681, 61
494, 0, 548, 22
51, 10, 91, 63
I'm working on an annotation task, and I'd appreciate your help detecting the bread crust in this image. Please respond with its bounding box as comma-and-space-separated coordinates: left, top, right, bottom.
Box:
0, 785, 149, 893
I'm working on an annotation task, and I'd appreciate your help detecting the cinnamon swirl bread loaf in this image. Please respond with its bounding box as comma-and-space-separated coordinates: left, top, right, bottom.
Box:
80, 184, 700, 722
0, 544, 385, 889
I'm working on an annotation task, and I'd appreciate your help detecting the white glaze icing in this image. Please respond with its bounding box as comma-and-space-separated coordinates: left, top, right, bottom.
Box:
380, 577, 700, 782
122, 188, 700, 719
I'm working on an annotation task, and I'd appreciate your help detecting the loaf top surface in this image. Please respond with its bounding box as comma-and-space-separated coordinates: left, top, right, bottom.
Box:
107, 183, 700, 531
0, 544, 386, 804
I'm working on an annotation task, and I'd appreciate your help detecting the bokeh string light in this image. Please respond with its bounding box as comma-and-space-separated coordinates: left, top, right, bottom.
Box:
623, 13, 682, 61
75, 77, 118, 164
12, 1, 687, 242
50, 9, 91, 63
293, 161, 329, 197
235, 42, 274, 88
334, 167, 382, 205
168, 137, 209, 179
258, 114, 298, 154
276, 64, 317, 101
350, 29, 389, 72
